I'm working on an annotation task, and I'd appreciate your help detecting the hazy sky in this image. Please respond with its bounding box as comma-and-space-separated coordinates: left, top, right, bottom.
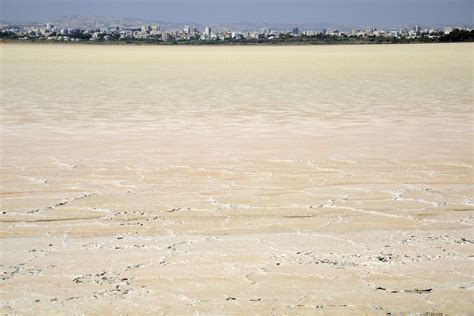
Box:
1, 0, 472, 26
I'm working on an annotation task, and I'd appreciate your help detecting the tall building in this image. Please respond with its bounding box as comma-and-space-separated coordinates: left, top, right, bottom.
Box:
292, 27, 299, 36
204, 27, 211, 39
414, 25, 421, 35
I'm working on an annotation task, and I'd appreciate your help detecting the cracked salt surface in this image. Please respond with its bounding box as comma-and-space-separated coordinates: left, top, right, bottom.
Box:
1, 44, 473, 315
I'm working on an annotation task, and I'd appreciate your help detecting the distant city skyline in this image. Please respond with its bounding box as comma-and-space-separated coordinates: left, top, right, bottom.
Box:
1, 0, 473, 27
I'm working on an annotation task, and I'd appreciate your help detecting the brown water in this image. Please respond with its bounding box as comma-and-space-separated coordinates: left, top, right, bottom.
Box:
0, 43, 473, 314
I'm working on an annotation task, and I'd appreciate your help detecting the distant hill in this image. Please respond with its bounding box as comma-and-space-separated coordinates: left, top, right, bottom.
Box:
0, 15, 198, 30
40, 15, 196, 30
2, 15, 470, 32
0, 15, 348, 32
205, 22, 350, 33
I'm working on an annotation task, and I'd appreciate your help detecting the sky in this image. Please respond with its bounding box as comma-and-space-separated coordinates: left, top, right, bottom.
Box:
1, 0, 473, 27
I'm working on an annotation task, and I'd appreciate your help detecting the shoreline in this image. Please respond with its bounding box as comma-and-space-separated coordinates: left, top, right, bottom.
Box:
2, 38, 473, 46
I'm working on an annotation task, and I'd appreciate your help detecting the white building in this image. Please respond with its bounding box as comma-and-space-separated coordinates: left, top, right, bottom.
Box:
204, 27, 212, 39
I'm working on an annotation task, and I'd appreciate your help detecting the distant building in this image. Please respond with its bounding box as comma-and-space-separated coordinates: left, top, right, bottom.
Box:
204, 27, 211, 39
414, 25, 421, 35
0, 20, 459, 43
231, 32, 243, 40
162, 32, 173, 41
367, 27, 377, 35
408, 30, 418, 38
444, 27, 453, 35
